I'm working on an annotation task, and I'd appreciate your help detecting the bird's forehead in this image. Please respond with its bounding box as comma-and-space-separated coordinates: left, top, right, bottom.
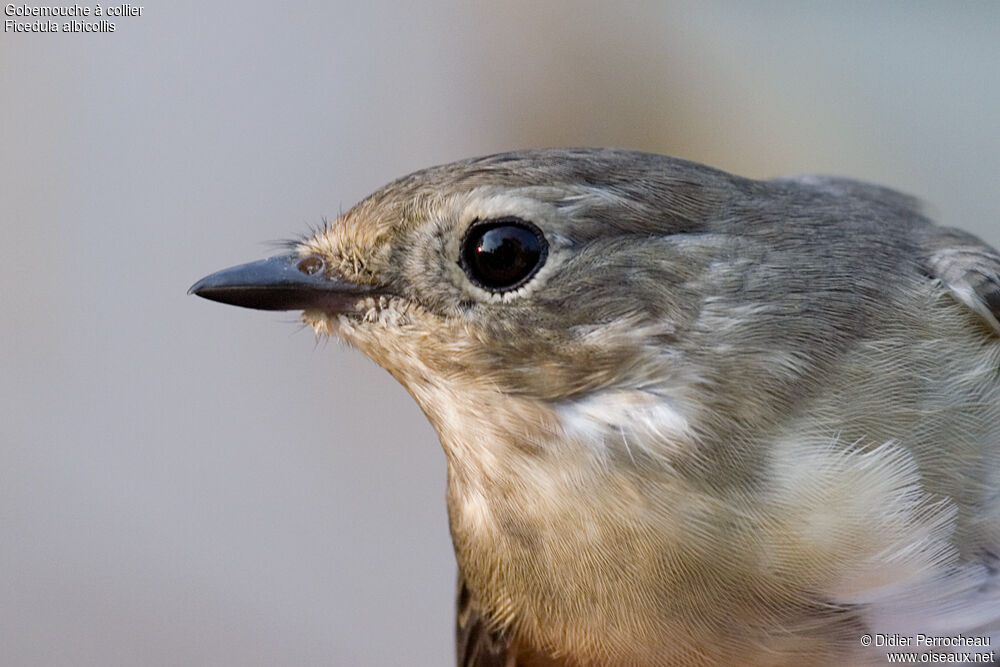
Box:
297, 179, 587, 285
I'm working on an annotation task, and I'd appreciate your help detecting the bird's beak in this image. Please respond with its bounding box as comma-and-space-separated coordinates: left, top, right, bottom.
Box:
189, 253, 377, 312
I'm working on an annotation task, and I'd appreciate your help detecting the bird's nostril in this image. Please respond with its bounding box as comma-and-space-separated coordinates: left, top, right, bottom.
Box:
297, 256, 325, 275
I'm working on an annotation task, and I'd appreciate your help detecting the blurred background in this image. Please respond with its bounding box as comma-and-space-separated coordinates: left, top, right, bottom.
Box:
2, 2, 998, 665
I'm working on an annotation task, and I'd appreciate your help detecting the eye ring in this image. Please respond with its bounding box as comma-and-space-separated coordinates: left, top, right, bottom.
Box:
459, 217, 548, 293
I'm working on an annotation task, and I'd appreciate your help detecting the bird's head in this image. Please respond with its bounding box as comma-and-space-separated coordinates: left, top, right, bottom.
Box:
190, 149, 800, 471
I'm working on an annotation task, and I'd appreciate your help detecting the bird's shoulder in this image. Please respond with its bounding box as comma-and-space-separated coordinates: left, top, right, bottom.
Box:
776, 174, 1000, 335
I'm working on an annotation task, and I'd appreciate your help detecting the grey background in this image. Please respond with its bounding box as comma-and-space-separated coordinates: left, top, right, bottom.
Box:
2, 2, 998, 665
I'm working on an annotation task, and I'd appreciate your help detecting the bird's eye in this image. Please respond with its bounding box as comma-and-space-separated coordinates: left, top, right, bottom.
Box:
459, 217, 548, 293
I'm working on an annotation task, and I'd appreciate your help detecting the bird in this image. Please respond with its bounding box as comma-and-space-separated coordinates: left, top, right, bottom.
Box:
190, 148, 1000, 666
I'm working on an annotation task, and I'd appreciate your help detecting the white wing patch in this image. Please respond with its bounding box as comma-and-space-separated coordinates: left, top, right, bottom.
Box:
766, 435, 1000, 658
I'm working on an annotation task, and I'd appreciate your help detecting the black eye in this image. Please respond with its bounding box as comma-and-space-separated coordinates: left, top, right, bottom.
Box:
459, 217, 548, 292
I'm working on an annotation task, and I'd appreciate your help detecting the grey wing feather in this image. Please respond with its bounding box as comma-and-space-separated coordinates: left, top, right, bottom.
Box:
921, 226, 1000, 335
